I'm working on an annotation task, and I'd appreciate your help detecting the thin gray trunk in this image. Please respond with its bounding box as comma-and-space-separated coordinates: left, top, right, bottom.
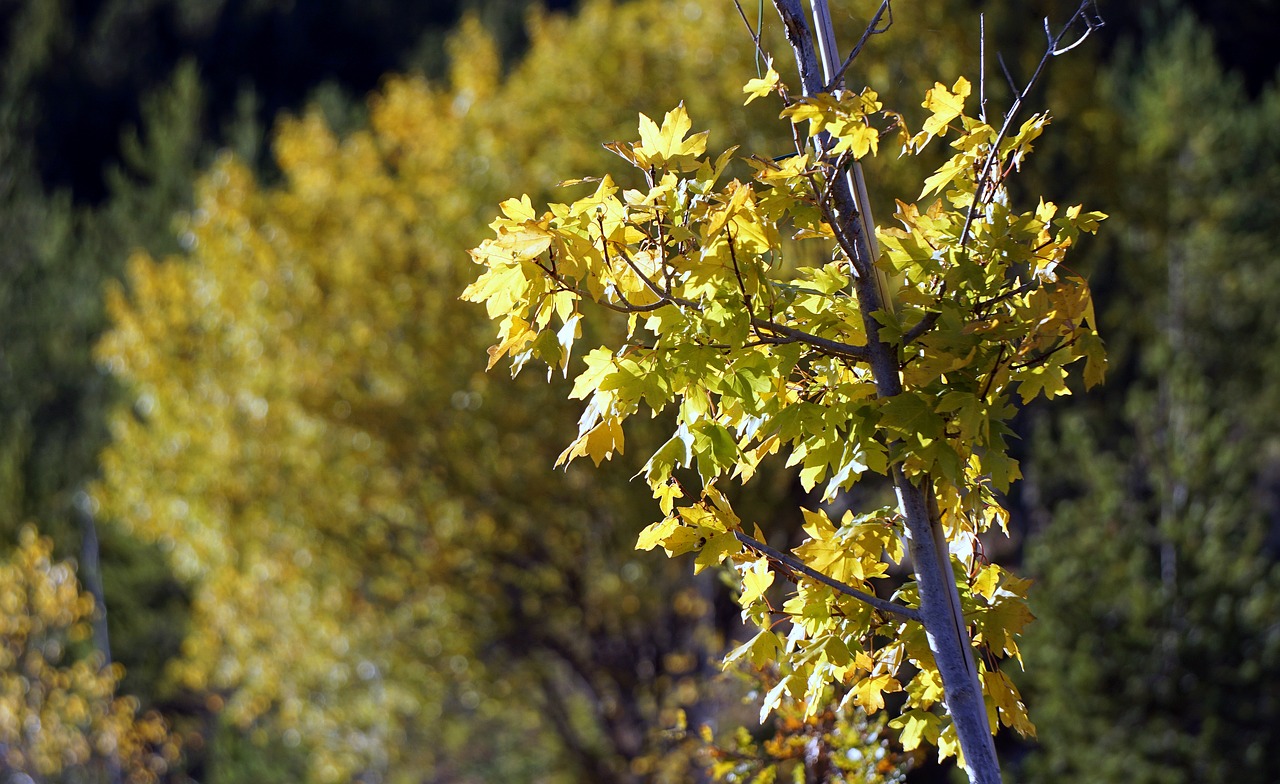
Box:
769, 2, 1001, 781
77, 492, 124, 784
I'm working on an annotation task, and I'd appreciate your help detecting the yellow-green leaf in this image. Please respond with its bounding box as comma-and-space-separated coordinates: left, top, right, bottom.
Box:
742, 66, 780, 105
739, 557, 775, 607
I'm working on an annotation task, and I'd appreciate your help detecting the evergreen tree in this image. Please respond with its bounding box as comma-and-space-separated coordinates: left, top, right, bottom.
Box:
1020, 15, 1280, 783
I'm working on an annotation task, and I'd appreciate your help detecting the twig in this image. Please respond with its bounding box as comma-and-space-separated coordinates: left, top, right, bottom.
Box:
998, 53, 1017, 98
825, 0, 893, 92
979, 344, 1006, 400
900, 311, 940, 347
979, 13, 987, 122
958, 1, 1104, 248
749, 318, 872, 361
538, 249, 872, 362
732, 0, 771, 74
735, 530, 922, 622
972, 279, 1038, 316
1008, 335, 1076, 370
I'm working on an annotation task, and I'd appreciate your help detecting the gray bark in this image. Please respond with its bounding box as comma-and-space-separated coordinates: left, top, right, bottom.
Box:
769, 2, 1001, 781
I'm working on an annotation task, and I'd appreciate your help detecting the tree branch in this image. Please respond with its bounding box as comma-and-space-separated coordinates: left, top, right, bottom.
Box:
734, 530, 922, 623
959, 1, 1104, 248
749, 317, 871, 361
824, 0, 893, 92
900, 311, 940, 347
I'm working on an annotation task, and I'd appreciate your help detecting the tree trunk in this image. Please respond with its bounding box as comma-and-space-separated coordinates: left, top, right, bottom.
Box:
769, 2, 1001, 781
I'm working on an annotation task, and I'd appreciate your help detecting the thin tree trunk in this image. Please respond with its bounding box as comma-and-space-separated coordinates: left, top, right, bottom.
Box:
768, 3, 1001, 781
78, 494, 124, 784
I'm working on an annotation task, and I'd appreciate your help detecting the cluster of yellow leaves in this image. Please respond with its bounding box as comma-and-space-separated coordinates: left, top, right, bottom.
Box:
0, 526, 175, 781
90, 1, 837, 781
467, 61, 1105, 762
704, 700, 907, 784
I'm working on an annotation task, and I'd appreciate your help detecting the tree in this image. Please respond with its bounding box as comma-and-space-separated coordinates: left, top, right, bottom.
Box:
1018, 13, 1280, 782
464, 2, 1105, 782
0, 525, 175, 782
93, 2, 889, 781
0, 12, 208, 719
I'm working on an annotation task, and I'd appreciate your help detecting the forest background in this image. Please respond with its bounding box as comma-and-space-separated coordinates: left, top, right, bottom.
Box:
1, 0, 1279, 782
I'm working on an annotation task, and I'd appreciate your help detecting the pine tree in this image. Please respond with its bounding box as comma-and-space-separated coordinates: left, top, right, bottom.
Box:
1020, 15, 1280, 783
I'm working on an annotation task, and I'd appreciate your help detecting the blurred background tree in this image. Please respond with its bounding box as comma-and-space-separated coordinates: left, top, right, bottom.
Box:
89, 3, 841, 782
3, 0, 1280, 781
0, 525, 176, 782
1014, 10, 1280, 783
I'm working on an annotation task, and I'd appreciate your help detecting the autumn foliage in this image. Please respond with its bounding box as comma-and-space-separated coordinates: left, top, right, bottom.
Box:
465, 48, 1104, 773
0, 526, 174, 781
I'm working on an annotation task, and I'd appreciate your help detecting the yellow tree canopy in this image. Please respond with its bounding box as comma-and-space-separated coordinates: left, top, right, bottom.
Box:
0, 526, 174, 781
92, 0, 985, 780
95, 2, 782, 780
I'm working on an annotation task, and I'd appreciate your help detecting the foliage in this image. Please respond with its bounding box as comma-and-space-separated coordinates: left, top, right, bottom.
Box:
9, 0, 1280, 779
704, 686, 910, 784
465, 35, 1104, 767
91, 2, 900, 781
1019, 15, 1280, 783
0, 525, 176, 782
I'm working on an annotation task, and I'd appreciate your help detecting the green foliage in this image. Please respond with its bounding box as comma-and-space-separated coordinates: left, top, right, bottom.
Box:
1020, 15, 1280, 783
465, 43, 1103, 765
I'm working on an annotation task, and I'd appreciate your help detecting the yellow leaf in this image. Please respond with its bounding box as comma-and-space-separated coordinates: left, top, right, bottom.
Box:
972, 563, 1002, 602
800, 507, 836, 540
739, 557, 775, 607
921, 76, 971, 137
984, 668, 1036, 737
889, 709, 941, 751
570, 348, 616, 400
634, 103, 709, 171
654, 477, 684, 516
830, 120, 880, 159
695, 530, 741, 574
851, 673, 901, 713
636, 518, 679, 551
919, 152, 970, 199
742, 67, 780, 105
485, 316, 536, 370
557, 416, 624, 466
498, 194, 538, 222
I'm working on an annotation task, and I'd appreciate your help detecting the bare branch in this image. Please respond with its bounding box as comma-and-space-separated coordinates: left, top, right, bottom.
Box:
731, 0, 771, 73
979, 13, 987, 122
825, 0, 893, 92
734, 530, 922, 623
959, 1, 1105, 248
997, 52, 1018, 96
749, 317, 872, 362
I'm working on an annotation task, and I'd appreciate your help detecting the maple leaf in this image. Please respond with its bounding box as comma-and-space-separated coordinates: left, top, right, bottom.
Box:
889, 709, 942, 751
742, 66, 780, 105
921, 76, 971, 137
850, 673, 901, 713
739, 557, 775, 607
634, 103, 709, 171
